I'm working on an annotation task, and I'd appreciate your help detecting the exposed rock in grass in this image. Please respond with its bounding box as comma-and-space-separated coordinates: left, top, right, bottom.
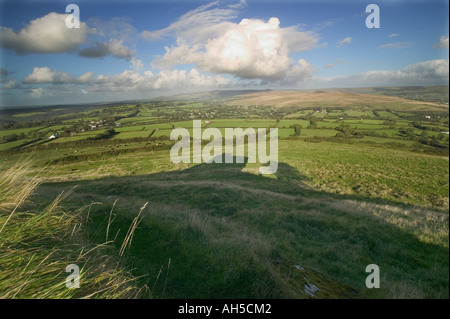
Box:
274, 260, 360, 299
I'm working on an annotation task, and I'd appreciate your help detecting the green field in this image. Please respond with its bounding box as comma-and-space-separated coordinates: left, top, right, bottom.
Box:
12, 111, 46, 118
0, 126, 45, 137
0, 88, 449, 299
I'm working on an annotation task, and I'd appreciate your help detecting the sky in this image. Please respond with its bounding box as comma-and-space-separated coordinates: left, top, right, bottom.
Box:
0, 0, 448, 107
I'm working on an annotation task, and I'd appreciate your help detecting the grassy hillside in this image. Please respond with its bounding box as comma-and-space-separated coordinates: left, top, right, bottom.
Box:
32, 150, 448, 298
0, 87, 448, 299
224, 90, 447, 112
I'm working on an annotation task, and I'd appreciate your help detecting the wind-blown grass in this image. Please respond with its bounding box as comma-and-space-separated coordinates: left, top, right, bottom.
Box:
0, 159, 146, 299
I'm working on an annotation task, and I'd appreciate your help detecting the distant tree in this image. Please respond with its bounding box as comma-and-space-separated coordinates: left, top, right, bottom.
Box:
386, 119, 397, 129
308, 120, 317, 129
428, 136, 441, 147
405, 128, 416, 140
88, 128, 116, 140
353, 131, 364, 138
1, 134, 19, 143
293, 124, 301, 136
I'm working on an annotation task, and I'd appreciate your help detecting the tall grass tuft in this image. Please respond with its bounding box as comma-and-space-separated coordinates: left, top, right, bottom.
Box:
0, 159, 146, 299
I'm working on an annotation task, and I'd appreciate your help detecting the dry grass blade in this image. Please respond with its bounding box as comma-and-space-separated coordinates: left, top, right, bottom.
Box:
162, 258, 171, 298
106, 199, 118, 242
119, 202, 148, 257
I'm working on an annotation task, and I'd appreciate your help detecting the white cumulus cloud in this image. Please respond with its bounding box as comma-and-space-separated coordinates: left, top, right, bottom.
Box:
433, 35, 449, 49
79, 39, 134, 60
337, 37, 352, 47
146, 1, 319, 81
89, 68, 233, 92
23, 67, 94, 84
379, 42, 414, 49
0, 12, 91, 54
1, 79, 20, 89
307, 59, 449, 88
29, 87, 44, 98
22, 67, 234, 93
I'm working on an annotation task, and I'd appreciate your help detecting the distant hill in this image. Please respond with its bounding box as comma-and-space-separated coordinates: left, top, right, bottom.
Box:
222, 89, 449, 113
154, 86, 449, 106
1, 86, 447, 113
309, 86, 449, 104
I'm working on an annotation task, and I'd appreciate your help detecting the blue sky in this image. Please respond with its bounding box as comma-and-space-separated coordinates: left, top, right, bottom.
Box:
0, 0, 448, 107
